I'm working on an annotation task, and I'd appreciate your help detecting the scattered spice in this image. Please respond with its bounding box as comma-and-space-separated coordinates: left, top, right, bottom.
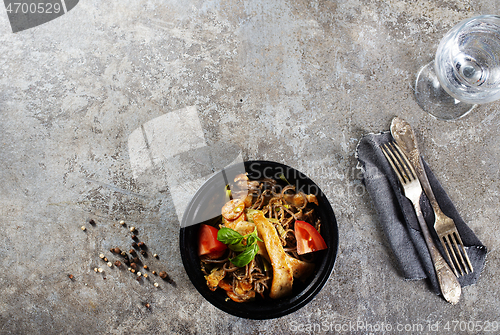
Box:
130, 263, 137, 270
159, 271, 168, 279
131, 242, 138, 249
98, 268, 103, 273
103, 257, 108, 262
143, 265, 148, 270
121, 251, 127, 257
89, 219, 96, 225
153, 254, 158, 258
131, 235, 137, 240
68, 274, 74, 280
94, 268, 98, 273
140, 250, 147, 256
137, 242, 145, 248
154, 282, 159, 287
129, 249, 136, 255
145, 303, 150, 308
131, 269, 136, 273
129, 226, 136, 232
113, 247, 121, 254
107, 262, 113, 268
99, 254, 105, 259
114, 260, 122, 267
120, 220, 125, 226
152, 271, 156, 275
81, 226, 86, 231
143, 273, 148, 278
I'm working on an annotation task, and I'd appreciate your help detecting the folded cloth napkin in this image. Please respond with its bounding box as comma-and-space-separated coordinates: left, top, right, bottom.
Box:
356, 131, 487, 294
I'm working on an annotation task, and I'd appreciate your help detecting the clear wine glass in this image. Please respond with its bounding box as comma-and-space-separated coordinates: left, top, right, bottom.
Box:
415, 15, 500, 120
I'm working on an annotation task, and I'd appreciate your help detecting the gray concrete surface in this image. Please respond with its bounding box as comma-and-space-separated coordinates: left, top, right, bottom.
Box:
1, 0, 500, 334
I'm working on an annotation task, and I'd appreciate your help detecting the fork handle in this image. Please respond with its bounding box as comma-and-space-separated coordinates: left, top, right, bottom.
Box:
413, 200, 461, 304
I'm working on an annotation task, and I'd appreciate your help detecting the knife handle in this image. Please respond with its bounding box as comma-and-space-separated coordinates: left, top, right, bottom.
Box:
413, 197, 461, 304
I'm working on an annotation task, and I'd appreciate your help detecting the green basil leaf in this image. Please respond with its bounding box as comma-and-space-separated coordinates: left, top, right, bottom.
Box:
228, 241, 247, 252
229, 244, 259, 267
245, 227, 263, 244
217, 227, 244, 245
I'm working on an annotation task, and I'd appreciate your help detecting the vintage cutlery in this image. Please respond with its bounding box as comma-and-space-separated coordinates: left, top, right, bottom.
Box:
391, 116, 473, 277
381, 142, 461, 304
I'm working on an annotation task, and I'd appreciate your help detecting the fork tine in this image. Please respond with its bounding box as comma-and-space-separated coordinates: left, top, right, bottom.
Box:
453, 232, 473, 274
382, 143, 413, 184
381, 144, 406, 185
393, 143, 418, 180
441, 235, 461, 277
449, 233, 467, 275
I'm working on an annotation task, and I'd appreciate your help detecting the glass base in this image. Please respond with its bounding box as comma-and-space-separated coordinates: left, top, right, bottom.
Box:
414, 62, 476, 121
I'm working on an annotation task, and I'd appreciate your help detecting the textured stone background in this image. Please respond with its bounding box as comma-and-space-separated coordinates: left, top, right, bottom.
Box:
1, 0, 499, 334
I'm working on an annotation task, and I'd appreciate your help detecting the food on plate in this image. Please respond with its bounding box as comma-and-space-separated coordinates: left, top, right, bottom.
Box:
198, 173, 327, 302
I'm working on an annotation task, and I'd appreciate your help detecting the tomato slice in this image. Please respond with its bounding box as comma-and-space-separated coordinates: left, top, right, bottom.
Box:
198, 224, 227, 259
294, 220, 327, 255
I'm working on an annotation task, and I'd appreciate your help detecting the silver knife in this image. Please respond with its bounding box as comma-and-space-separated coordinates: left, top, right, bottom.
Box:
390, 116, 462, 304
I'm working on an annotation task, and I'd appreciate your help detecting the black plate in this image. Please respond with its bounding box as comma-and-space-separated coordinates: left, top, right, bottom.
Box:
179, 160, 338, 319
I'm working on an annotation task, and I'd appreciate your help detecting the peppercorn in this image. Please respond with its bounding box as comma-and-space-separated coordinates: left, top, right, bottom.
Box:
130, 226, 136, 232
114, 260, 122, 267
113, 247, 121, 254
131, 235, 137, 240
99, 254, 105, 259
143, 265, 148, 270
94, 268, 98, 273
136, 277, 141, 282
103, 257, 108, 262
81, 226, 86, 231
130, 262, 137, 270
98, 268, 103, 273
152, 271, 156, 275
89, 219, 96, 225
107, 262, 113, 268
140, 250, 147, 256
137, 272, 142, 277
131, 269, 136, 273
154, 282, 159, 287
129, 249, 136, 255
143, 273, 148, 278
137, 242, 145, 248
121, 251, 127, 257
132, 257, 140, 264
145, 303, 150, 308
153, 254, 158, 258
131, 242, 138, 249
159, 271, 168, 279
68, 274, 74, 280
120, 220, 125, 226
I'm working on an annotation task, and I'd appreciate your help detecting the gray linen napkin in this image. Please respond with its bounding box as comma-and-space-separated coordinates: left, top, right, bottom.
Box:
356, 131, 487, 294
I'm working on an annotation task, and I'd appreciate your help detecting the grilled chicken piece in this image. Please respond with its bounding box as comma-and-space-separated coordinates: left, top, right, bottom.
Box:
253, 212, 293, 299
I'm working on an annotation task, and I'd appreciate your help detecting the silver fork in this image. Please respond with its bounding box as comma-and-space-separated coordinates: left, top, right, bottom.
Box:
390, 116, 473, 277
381, 142, 461, 304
